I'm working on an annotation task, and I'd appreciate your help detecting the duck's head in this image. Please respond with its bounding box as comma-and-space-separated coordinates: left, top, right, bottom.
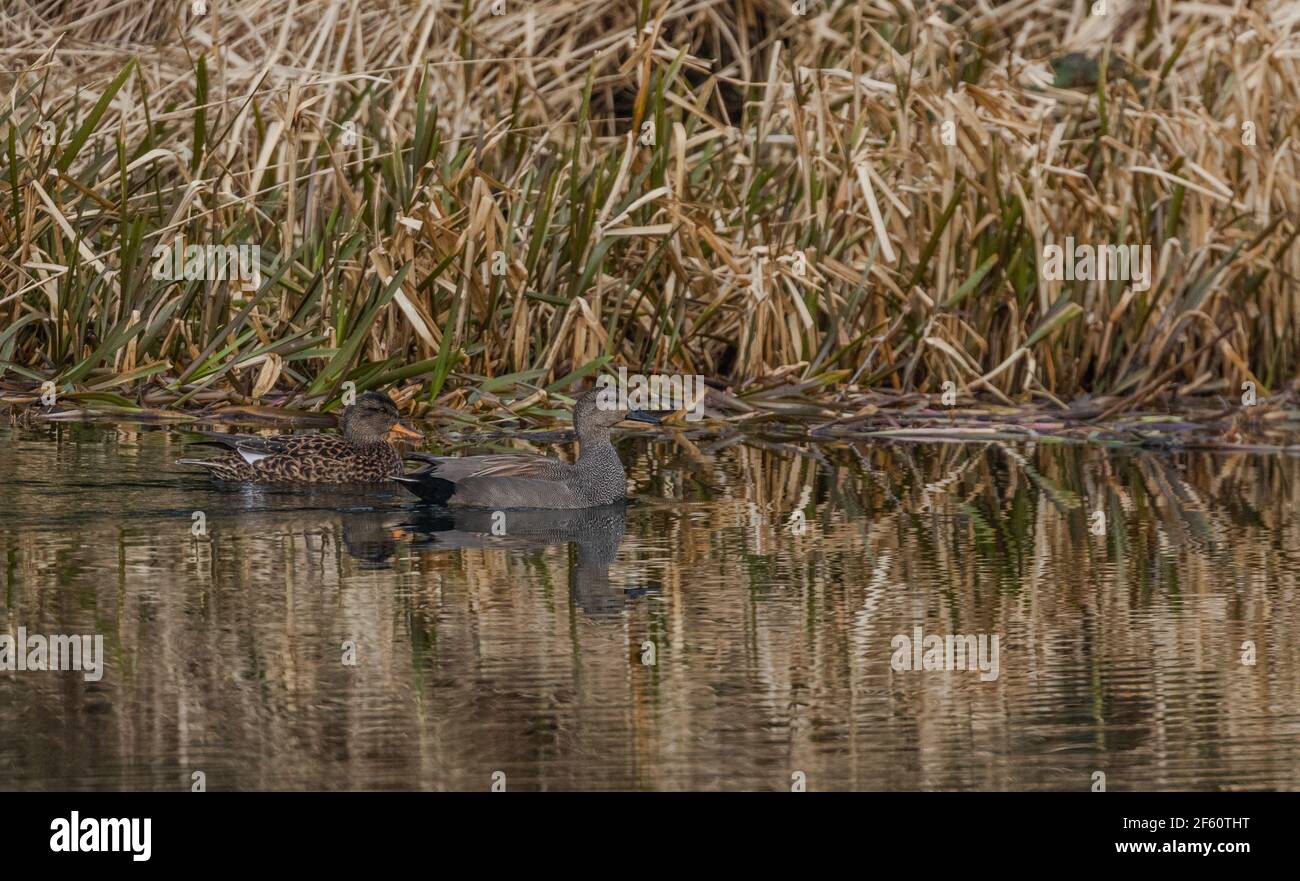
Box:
571, 388, 662, 439
340, 391, 423, 444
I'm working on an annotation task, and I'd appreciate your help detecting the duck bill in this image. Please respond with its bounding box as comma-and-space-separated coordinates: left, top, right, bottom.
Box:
388, 423, 424, 440
623, 409, 663, 425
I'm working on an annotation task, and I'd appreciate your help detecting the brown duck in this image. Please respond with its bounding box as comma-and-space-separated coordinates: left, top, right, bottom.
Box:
178, 391, 422, 483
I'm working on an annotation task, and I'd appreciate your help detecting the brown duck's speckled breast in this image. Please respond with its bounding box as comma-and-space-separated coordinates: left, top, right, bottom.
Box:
204, 436, 403, 484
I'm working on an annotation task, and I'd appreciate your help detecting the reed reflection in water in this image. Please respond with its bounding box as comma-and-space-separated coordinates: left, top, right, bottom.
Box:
0, 423, 1297, 790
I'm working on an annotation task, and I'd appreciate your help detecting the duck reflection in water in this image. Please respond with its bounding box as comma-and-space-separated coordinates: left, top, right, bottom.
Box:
338, 509, 401, 569
341, 502, 650, 615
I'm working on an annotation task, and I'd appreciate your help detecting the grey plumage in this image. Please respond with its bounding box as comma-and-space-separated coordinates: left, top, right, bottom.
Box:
393, 389, 660, 508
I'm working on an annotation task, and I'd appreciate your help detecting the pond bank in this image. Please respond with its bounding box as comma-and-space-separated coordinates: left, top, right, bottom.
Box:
5, 384, 1300, 455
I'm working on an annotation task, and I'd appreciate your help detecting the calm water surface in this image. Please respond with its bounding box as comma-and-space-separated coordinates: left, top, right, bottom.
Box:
1, 422, 1298, 790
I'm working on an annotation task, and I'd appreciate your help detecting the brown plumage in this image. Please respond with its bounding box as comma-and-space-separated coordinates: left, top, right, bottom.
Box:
178, 391, 422, 484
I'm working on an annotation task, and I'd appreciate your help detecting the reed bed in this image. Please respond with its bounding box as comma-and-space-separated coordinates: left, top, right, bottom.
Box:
1, 0, 1298, 434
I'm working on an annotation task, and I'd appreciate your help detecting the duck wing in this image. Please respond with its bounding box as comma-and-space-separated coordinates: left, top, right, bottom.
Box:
405, 452, 574, 482
190, 431, 346, 464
